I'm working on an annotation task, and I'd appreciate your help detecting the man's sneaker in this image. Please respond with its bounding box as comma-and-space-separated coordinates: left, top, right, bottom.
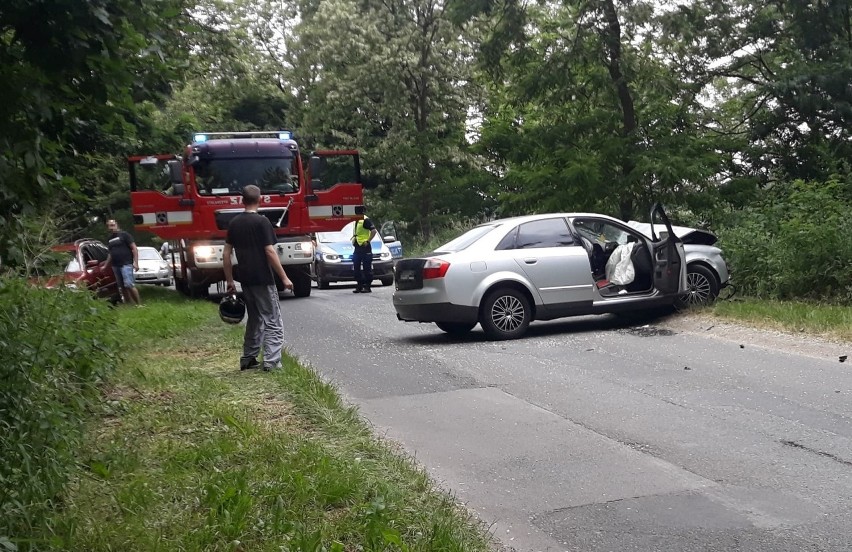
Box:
353, 287, 362, 293
262, 363, 280, 372
362, 287, 372, 293
240, 358, 259, 371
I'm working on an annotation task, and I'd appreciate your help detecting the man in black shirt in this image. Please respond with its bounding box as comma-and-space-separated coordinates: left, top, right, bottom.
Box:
223, 185, 293, 371
104, 219, 142, 306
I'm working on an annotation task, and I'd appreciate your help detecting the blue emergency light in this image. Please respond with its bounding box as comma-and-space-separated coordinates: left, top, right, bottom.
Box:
193, 133, 208, 143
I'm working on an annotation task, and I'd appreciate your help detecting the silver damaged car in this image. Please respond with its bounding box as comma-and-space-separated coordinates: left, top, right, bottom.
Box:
394, 204, 690, 340
627, 220, 731, 308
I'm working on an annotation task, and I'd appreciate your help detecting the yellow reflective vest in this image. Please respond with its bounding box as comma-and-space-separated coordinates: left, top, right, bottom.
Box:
353, 217, 372, 246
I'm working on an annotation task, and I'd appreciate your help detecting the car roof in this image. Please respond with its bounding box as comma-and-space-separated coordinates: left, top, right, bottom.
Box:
50, 238, 105, 252
479, 212, 624, 227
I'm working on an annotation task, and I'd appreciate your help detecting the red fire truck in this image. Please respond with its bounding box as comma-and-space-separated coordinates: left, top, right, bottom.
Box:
129, 131, 365, 298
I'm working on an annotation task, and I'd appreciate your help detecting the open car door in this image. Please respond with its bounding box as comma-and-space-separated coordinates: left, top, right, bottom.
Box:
648, 203, 687, 295
128, 154, 190, 239
307, 150, 361, 192
305, 150, 364, 233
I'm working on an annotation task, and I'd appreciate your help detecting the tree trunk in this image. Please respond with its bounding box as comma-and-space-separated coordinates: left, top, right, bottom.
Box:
600, 0, 637, 220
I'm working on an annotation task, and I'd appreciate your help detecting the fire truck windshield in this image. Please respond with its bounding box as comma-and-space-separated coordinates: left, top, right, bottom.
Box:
194, 158, 298, 196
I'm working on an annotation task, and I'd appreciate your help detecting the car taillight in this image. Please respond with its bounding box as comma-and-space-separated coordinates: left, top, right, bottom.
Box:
422, 258, 450, 279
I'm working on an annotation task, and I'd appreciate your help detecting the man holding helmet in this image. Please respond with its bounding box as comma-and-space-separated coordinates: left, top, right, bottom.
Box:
223, 185, 293, 371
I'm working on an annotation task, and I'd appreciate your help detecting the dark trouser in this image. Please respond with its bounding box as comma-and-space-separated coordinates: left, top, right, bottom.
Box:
352, 244, 373, 289
241, 284, 284, 369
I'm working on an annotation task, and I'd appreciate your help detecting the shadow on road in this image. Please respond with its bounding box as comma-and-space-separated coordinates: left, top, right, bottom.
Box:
391, 309, 680, 346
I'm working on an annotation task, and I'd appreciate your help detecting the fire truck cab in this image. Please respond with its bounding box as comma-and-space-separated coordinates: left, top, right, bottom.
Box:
129, 131, 365, 298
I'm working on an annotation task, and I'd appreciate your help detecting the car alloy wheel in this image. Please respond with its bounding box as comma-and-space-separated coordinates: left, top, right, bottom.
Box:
480, 287, 531, 340
676, 264, 719, 309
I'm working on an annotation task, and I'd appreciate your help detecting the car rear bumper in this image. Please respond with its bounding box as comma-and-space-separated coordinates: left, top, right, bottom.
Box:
394, 301, 479, 324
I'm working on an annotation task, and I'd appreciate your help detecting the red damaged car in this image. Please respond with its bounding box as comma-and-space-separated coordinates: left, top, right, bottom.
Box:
43, 239, 119, 300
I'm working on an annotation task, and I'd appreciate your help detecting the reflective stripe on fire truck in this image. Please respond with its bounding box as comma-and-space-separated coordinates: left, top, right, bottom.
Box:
137, 211, 193, 225
308, 205, 360, 218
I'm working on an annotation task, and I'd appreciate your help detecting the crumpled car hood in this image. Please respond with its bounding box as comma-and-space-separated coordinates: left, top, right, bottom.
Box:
627, 221, 718, 246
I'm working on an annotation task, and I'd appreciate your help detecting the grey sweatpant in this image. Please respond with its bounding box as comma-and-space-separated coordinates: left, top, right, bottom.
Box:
241, 284, 284, 368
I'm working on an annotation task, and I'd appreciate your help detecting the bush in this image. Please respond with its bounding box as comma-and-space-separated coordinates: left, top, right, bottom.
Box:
717, 177, 852, 302
0, 279, 122, 544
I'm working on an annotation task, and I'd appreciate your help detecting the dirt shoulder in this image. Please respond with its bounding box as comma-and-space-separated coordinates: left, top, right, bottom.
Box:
659, 311, 851, 362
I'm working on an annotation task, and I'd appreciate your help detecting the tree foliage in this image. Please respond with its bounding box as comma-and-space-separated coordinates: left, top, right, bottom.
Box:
0, 0, 196, 268
286, 0, 492, 237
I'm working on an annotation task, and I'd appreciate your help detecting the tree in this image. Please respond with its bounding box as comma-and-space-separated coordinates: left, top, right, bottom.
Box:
655, 0, 852, 186
468, 1, 724, 220
0, 0, 192, 268
290, 0, 489, 237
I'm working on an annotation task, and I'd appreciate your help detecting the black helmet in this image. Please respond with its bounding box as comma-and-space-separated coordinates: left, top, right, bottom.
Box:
219, 293, 246, 324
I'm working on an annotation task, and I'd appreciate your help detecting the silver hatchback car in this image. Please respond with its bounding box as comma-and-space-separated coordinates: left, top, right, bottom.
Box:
393, 204, 688, 340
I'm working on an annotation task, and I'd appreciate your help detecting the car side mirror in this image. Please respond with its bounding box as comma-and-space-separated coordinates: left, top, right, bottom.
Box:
309, 156, 323, 186
168, 160, 185, 194
382, 235, 396, 243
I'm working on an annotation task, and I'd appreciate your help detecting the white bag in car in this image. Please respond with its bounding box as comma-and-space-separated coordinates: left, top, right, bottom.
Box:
605, 242, 636, 285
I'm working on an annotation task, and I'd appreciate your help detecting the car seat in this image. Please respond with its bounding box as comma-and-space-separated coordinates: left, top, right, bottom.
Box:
580, 237, 607, 279
625, 241, 653, 292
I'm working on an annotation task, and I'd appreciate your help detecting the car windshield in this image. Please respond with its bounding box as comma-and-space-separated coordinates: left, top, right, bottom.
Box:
317, 231, 351, 243
194, 157, 297, 196
433, 223, 500, 253
573, 219, 631, 245
317, 227, 380, 244
138, 248, 162, 261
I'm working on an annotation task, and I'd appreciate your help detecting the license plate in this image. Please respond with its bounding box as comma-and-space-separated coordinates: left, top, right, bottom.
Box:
399, 270, 415, 281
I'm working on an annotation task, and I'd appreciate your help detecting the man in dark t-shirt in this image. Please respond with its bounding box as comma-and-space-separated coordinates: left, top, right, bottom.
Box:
104, 219, 142, 306
224, 185, 293, 371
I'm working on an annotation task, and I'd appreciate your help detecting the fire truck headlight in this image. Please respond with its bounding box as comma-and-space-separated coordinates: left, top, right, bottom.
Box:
299, 241, 313, 254
195, 246, 216, 259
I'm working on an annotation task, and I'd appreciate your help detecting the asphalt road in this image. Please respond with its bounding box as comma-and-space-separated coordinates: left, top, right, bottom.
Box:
279, 282, 852, 552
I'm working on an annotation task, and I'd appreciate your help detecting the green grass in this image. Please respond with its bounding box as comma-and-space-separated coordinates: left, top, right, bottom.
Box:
39, 287, 493, 551
710, 297, 852, 342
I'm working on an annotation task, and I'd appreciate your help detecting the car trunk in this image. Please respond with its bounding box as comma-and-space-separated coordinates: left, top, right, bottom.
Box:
394, 259, 427, 290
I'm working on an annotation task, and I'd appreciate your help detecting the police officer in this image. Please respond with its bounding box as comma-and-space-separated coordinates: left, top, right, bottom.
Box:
351, 205, 377, 293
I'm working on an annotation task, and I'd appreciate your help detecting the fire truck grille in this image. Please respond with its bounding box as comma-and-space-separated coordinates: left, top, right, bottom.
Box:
215, 210, 290, 230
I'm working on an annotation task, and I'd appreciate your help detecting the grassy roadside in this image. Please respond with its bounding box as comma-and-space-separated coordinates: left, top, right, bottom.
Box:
710, 298, 852, 342
40, 287, 493, 551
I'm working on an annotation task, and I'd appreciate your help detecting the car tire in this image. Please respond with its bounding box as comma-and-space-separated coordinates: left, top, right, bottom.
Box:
436, 321, 476, 335
314, 263, 330, 289
479, 287, 531, 340
175, 277, 190, 296
380, 275, 394, 286
290, 267, 312, 298
675, 264, 720, 309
